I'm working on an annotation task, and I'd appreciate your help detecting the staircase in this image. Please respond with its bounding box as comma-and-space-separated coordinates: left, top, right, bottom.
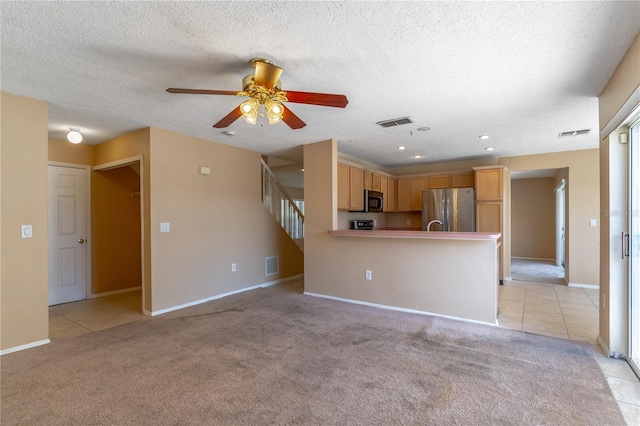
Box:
261, 159, 304, 251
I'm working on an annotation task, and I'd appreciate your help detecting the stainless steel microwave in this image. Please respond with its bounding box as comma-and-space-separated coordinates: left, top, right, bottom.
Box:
350, 190, 383, 212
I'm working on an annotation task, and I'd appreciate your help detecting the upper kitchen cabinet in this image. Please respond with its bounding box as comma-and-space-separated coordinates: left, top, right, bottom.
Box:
475, 167, 503, 200
337, 163, 350, 210
364, 170, 372, 191
372, 173, 381, 192
452, 171, 474, 188
429, 175, 451, 189
349, 166, 365, 211
411, 177, 428, 211
397, 178, 412, 211
387, 177, 397, 212
397, 177, 427, 211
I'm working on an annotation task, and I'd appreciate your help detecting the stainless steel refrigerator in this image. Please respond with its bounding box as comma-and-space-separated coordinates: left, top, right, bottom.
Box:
421, 188, 476, 232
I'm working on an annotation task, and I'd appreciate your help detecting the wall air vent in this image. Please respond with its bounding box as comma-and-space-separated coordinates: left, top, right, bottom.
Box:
265, 256, 279, 276
558, 129, 591, 138
376, 117, 413, 128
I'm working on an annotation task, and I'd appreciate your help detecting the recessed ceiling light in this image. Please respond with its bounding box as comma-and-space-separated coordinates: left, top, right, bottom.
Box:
67, 128, 83, 144
479, 135, 490, 140
411, 155, 424, 159
223, 130, 235, 136
397, 146, 407, 150
417, 127, 431, 132
485, 147, 495, 151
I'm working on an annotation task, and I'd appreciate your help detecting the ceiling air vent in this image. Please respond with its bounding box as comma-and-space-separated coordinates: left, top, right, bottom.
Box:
376, 117, 413, 128
558, 129, 591, 138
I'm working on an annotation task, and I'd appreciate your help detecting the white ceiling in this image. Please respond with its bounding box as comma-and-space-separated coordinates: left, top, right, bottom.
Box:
2, 2, 639, 168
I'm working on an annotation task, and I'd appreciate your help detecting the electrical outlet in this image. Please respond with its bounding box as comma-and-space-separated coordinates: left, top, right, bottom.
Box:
365, 270, 372, 280
231, 263, 237, 272
590, 219, 597, 227
406, 219, 412, 226
160, 222, 170, 233
21, 225, 33, 238
373, 219, 377, 227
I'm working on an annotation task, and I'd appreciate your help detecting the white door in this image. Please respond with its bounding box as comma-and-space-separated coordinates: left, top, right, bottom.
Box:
629, 122, 640, 377
48, 165, 87, 305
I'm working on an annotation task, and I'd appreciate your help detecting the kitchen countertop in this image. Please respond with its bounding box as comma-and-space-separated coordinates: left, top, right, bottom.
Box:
328, 230, 501, 241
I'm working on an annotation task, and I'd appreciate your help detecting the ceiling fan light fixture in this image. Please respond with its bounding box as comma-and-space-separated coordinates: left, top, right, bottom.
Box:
240, 99, 259, 125
67, 128, 83, 144
265, 99, 284, 125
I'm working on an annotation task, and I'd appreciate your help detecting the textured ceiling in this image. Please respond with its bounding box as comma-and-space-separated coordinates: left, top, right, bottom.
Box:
1, 1, 639, 168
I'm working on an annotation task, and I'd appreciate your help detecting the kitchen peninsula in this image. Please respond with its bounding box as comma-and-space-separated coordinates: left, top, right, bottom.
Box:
316, 230, 501, 324
303, 140, 503, 327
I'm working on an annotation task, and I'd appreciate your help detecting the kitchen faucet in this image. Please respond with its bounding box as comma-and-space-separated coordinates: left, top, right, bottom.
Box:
427, 220, 443, 232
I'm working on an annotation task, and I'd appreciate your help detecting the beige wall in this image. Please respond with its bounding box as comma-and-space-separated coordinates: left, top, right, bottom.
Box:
305, 139, 499, 324
92, 167, 142, 294
1, 92, 49, 351
511, 178, 556, 260
48, 138, 93, 165
94, 129, 151, 310
598, 31, 640, 354
148, 128, 303, 312
500, 150, 599, 286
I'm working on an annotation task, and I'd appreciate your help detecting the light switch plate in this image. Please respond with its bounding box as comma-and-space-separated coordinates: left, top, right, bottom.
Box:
21, 225, 33, 238
365, 270, 372, 280
198, 166, 211, 175
231, 263, 237, 272
590, 219, 597, 227
160, 222, 170, 233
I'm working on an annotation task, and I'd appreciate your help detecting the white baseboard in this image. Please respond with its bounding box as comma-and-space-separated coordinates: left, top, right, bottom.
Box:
148, 274, 304, 316
1, 339, 50, 356
303, 292, 497, 327
568, 283, 599, 290
512, 257, 556, 263
90, 286, 141, 298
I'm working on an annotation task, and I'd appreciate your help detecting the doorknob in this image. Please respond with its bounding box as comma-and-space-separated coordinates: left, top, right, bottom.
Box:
78, 239, 85, 244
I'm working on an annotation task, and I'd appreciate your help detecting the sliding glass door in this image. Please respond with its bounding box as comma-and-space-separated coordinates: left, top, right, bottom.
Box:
629, 121, 640, 377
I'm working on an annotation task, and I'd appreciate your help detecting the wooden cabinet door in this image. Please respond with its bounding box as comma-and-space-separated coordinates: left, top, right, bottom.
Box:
349, 167, 364, 211
337, 163, 350, 211
372, 173, 381, 192
380, 175, 388, 211
397, 178, 412, 211
452, 172, 474, 188
429, 175, 451, 189
476, 201, 502, 233
475, 168, 503, 200
411, 177, 427, 211
364, 170, 373, 190
387, 178, 396, 212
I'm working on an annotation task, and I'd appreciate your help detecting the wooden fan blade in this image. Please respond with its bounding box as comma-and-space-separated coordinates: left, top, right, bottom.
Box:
167, 88, 238, 96
281, 106, 306, 130
254, 61, 283, 89
213, 106, 242, 128
284, 91, 348, 108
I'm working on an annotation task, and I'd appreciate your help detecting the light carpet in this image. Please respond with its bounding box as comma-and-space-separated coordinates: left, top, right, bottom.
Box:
1, 279, 624, 425
511, 258, 566, 285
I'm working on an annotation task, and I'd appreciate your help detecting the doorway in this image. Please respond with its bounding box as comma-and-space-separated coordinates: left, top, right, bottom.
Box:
510, 170, 565, 285
628, 120, 640, 377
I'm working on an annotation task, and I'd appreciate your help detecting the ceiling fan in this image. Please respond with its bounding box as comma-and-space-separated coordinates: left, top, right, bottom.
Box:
167, 58, 349, 130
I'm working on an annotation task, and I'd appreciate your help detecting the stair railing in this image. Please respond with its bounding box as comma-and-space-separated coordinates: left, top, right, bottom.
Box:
261, 159, 304, 250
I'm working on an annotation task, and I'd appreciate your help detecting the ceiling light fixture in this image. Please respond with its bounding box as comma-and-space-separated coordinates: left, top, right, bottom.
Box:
397, 146, 407, 150
67, 128, 83, 144
479, 135, 490, 140
411, 155, 424, 159
485, 147, 495, 151
417, 127, 431, 132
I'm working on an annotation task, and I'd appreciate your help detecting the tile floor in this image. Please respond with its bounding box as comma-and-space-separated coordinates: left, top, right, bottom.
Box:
49, 290, 145, 340
499, 280, 640, 425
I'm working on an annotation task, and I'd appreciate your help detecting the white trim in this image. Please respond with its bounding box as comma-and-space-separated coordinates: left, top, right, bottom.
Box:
93, 155, 142, 171
303, 292, 498, 327
601, 85, 640, 140
511, 256, 556, 262
147, 274, 304, 316
93, 155, 146, 316
90, 286, 141, 298
1, 339, 50, 356
48, 162, 92, 303
568, 283, 599, 290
